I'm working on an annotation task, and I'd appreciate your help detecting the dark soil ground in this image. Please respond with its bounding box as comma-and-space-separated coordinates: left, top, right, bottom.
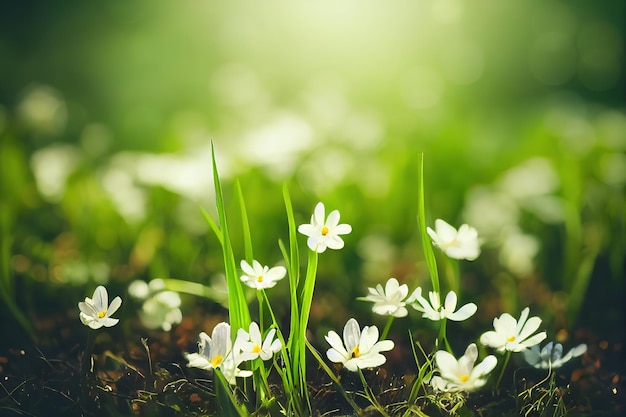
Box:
1, 308, 624, 417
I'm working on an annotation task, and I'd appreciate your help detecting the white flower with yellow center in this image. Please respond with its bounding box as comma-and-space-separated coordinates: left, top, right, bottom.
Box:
427, 219, 480, 261
431, 343, 497, 392
298, 202, 352, 253
240, 260, 286, 290
359, 277, 410, 318
185, 322, 232, 370
480, 307, 547, 352
78, 285, 122, 329
408, 288, 477, 322
325, 318, 394, 372
237, 322, 282, 361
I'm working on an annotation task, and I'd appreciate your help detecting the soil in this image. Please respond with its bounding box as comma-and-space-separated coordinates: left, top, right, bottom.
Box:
0, 311, 624, 417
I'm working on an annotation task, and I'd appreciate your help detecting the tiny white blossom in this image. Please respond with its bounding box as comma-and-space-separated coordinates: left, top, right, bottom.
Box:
431, 343, 498, 393
78, 285, 122, 329
185, 322, 232, 370
298, 202, 352, 253
220, 355, 253, 385
129, 279, 182, 331
325, 318, 394, 372
523, 342, 587, 369
427, 219, 480, 260
358, 278, 410, 318
240, 260, 286, 290
408, 288, 477, 322
480, 307, 547, 352
237, 322, 282, 361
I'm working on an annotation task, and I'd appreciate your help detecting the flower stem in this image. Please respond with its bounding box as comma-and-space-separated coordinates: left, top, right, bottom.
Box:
438, 318, 452, 353
495, 350, 512, 388
80, 331, 95, 409
358, 369, 391, 417
380, 315, 394, 341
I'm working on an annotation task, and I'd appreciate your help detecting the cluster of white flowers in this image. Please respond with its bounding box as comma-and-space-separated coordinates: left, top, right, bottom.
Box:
77, 202, 586, 402
185, 321, 282, 385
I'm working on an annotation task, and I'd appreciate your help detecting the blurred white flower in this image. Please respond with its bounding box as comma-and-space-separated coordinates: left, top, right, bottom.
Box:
298, 202, 352, 253
431, 343, 498, 393
239, 260, 286, 290
427, 219, 480, 260
325, 318, 394, 372
185, 322, 232, 370
359, 278, 410, 318
237, 322, 282, 361
129, 279, 182, 331
499, 229, 540, 276
480, 307, 547, 352
78, 285, 122, 329
408, 288, 477, 322
523, 342, 587, 369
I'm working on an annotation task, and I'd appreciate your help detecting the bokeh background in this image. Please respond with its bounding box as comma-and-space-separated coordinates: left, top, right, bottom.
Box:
1, 1, 624, 352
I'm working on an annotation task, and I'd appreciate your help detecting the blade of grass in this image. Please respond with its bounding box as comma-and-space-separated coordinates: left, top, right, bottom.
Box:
236, 180, 254, 263
417, 153, 440, 293
209, 142, 250, 331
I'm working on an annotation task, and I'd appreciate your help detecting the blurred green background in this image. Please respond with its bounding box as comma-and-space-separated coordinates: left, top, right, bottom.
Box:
0, 1, 624, 348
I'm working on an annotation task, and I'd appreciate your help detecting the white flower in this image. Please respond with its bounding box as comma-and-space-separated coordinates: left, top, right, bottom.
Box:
427, 219, 480, 260
358, 278, 410, 318
78, 285, 122, 329
325, 318, 394, 372
185, 322, 232, 370
129, 279, 182, 331
240, 260, 286, 290
480, 307, 547, 352
431, 343, 498, 393
408, 288, 477, 322
298, 202, 352, 253
237, 322, 282, 361
523, 342, 587, 369
219, 355, 253, 385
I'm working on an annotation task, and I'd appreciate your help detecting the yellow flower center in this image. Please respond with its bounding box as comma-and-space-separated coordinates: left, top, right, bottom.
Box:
351, 346, 360, 358
256, 275, 264, 283
507, 336, 516, 342
321, 226, 329, 236
97, 310, 107, 319
252, 344, 262, 353
459, 374, 469, 383
210, 355, 224, 367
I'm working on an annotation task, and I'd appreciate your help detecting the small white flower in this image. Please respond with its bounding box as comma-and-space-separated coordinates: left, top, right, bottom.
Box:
431, 343, 497, 393
219, 355, 253, 385
408, 288, 477, 322
480, 307, 547, 352
185, 322, 232, 370
325, 318, 394, 372
130, 279, 183, 331
523, 342, 587, 369
240, 260, 286, 290
359, 278, 410, 318
427, 219, 480, 260
298, 202, 352, 253
78, 285, 122, 329
237, 322, 282, 361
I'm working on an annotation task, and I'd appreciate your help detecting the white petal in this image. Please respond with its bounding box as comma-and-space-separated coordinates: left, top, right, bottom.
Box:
313, 202, 326, 226
325, 235, 345, 250
92, 286, 108, 310
343, 319, 361, 352
518, 316, 542, 342
333, 224, 352, 235
447, 303, 477, 321
297, 224, 317, 237
325, 331, 349, 358
107, 296, 122, 317
326, 210, 340, 228
326, 348, 347, 364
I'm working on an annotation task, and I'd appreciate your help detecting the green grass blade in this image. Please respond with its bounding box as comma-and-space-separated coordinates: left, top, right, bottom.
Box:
417, 153, 440, 293
235, 180, 254, 263
210, 142, 250, 331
